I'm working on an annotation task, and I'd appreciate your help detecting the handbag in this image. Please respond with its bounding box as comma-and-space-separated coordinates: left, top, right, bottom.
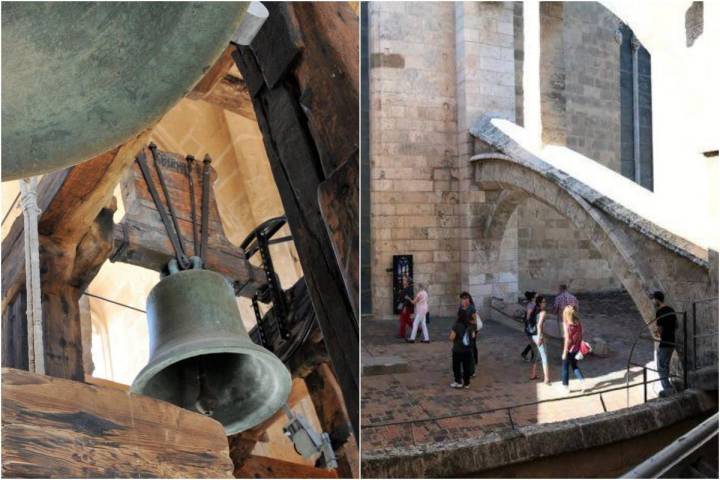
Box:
576, 341, 592, 360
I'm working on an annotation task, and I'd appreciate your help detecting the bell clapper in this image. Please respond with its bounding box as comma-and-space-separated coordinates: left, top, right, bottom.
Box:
194, 357, 218, 416
282, 405, 338, 469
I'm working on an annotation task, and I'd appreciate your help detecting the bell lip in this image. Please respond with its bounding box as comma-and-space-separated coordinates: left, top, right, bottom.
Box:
130, 340, 292, 436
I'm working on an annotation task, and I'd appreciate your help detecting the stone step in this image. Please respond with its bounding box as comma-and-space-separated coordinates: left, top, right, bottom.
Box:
362, 355, 409, 376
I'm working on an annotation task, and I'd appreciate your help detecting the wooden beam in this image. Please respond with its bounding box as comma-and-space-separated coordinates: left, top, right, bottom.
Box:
115, 146, 264, 296
305, 362, 358, 479
110, 220, 265, 298
2, 368, 233, 478
2, 131, 150, 312
189, 44, 237, 98
235, 455, 339, 479
186, 44, 256, 120
194, 75, 257, 121
233, 3, 359, 435
1, 131, 151, 380
318, 157, 359, 319
293, 2, 359, 176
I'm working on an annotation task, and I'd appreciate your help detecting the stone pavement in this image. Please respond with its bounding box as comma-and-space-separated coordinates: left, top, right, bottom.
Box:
361, 292, 661, 453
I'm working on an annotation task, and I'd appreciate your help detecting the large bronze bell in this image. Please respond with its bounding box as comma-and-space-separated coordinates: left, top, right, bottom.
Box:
131, 269, 291, 435
1, 2, 248, 181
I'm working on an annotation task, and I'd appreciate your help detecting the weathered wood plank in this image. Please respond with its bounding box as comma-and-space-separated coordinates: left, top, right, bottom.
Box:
189, 44, 237, 98
294, 2, 359, 176
189, 74, 256, 121
111, 220, 264, 297
2, 368, 233, 478
306, 362, 358, 479
235, 455, 338, 479
318, 157, 359, 319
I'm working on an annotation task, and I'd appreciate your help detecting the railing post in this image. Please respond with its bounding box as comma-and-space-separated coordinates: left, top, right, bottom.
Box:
683, 311, 688, 390
643, 367, 647, 403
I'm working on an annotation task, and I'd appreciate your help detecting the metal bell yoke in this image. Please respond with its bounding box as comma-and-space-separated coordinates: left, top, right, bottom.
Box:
131, 268, 291, 435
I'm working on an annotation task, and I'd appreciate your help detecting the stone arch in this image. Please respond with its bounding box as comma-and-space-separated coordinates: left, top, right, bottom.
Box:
471, 155, 713, 333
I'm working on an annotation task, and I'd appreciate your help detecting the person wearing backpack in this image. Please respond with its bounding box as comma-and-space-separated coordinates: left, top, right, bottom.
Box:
521, 291, 537, 362
528, 295, 550, 384
449, 305, 475, 389
458, 292, 481, 367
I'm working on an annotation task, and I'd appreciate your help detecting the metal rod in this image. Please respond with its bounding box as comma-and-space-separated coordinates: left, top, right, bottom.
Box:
82, 292, 146, 314
643, 367, 647, 403
621, 412, 719, 478
186, 155, 199, 256
135, 152, 188, 268
149, 143, 188, 267
200, 154, 212, 265
2, 190, 20, 226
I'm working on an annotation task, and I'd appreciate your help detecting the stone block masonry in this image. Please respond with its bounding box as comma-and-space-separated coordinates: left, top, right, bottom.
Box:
369, 1, 460, 316
368, 2, 654, 317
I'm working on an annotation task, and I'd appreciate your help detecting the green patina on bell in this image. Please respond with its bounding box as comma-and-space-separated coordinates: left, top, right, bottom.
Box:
131, 269, 291, 435
1, 2, 248, 181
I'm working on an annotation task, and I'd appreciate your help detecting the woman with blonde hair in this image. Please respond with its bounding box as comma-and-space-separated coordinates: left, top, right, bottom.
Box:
561, 305, 586, 394
407, 283, 429, 343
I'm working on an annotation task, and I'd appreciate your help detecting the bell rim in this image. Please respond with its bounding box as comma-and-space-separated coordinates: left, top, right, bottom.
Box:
130, 340, 292, 435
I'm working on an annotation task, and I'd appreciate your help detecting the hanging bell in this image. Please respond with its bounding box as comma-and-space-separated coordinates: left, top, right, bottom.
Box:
131, 268, 291, 435
1, 2, 249, 181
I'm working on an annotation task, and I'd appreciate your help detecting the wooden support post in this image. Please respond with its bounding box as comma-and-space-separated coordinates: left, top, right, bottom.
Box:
1, 131, 150, 379
232, 1, 359, 437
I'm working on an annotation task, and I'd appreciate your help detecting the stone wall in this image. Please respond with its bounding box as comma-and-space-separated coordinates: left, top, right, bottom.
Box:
369, 1, 460, 317
517, 2, 624, 295
455, 2, 519, 307
517, 198, 622, 294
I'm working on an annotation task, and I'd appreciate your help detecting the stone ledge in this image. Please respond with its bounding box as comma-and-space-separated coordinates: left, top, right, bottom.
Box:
361, 389, 716, 478
362, 355, 409, 376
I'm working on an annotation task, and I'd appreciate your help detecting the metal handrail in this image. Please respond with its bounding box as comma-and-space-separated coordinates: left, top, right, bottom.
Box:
621, 412, 719, 478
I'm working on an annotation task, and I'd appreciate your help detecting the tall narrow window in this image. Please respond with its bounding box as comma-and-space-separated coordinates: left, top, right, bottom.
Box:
619, 25, 653, 190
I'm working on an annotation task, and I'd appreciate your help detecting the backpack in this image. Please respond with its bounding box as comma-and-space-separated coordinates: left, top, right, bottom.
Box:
525, 308, 538, 336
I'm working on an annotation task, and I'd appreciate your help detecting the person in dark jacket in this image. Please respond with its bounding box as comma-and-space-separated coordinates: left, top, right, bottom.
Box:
521, 291, 537, 362
652, 291, 677, 397
449, 305, 475, 389
458, 292, 480, 368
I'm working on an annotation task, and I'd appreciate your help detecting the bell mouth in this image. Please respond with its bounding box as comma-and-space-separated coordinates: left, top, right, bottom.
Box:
131, 343, 291, 435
